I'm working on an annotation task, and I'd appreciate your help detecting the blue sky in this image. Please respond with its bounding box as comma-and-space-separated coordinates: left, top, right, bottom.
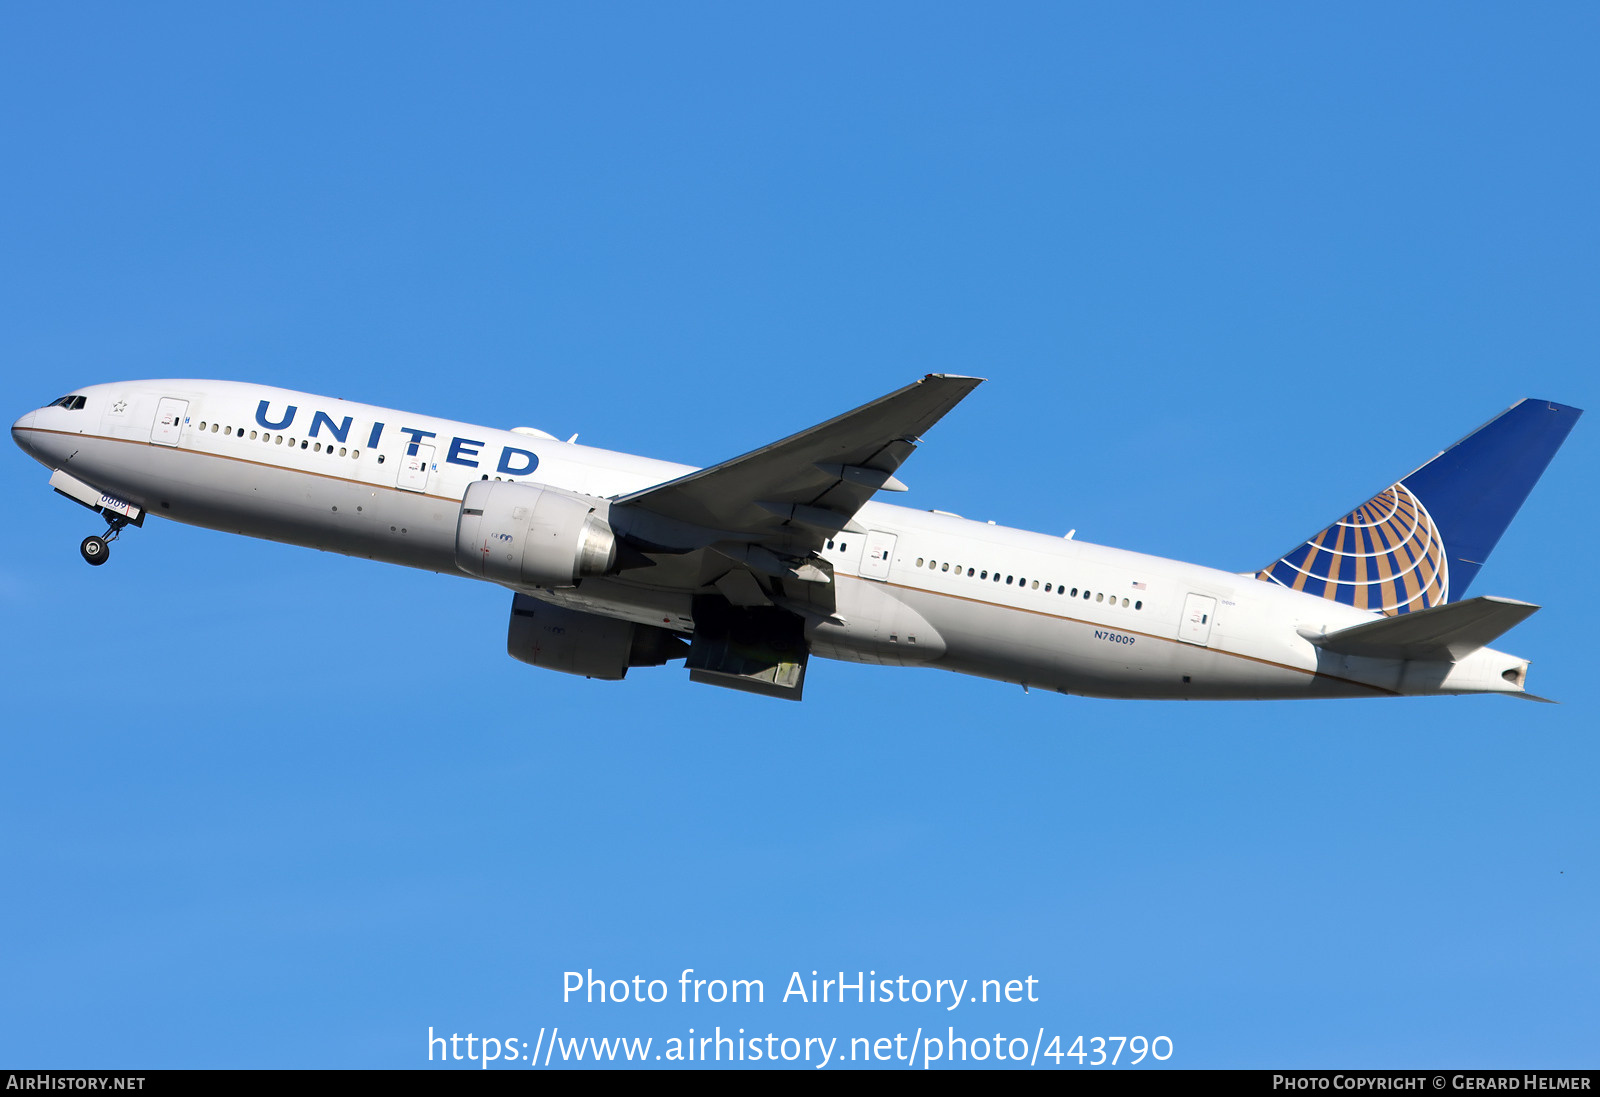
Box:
2, 3, 1596, 1070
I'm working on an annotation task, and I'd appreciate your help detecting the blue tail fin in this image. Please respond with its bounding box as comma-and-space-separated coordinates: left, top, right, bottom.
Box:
1256, 399, 1581, 615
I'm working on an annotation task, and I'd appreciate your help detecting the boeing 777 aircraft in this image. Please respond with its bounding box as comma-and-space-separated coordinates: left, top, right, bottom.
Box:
10, 378, 1581, 701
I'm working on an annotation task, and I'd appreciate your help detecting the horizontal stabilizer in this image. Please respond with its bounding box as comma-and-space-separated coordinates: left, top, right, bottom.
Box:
1306, 595, 1538, 662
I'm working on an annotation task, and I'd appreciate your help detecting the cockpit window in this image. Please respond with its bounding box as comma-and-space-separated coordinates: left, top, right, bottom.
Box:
45, 395, 87, 410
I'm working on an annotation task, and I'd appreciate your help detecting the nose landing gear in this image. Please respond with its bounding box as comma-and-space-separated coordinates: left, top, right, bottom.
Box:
79, 515, 129, 566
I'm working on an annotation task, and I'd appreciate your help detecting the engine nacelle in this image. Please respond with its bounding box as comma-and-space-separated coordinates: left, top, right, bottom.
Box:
456, 480, 617, 588
507, 595, 687, 680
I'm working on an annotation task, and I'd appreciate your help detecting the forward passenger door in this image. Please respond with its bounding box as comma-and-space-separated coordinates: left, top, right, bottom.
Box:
150, 398, 188, 446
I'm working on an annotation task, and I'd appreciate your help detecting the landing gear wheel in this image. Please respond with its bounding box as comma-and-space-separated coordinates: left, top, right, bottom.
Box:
80, 536, 109, 566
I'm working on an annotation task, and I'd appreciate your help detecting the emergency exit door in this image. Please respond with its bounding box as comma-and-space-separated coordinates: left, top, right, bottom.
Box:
860, 531, 897, 581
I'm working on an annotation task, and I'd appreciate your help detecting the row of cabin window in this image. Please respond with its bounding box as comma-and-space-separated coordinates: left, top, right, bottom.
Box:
913, 556, 1143, 610
196, 420, 364, 460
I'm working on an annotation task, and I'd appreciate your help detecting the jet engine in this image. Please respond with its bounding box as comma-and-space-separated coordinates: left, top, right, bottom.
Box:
456, 480, 617, 588
506, 594, 687, 680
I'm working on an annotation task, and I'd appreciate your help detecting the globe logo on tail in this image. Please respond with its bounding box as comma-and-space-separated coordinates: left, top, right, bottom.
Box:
1256, 482, 1449, 616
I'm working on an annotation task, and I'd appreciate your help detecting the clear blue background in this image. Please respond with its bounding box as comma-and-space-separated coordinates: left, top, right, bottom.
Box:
2, 3, 1595, 1069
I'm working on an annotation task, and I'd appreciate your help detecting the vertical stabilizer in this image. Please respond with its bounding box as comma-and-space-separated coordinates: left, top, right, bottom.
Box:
1257, 399, 1581, 615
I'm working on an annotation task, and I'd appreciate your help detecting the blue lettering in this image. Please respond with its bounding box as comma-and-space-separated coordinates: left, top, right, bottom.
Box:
367, 421, 385, 448
399, 427, 436, 456
255, 400, 297, 431
309, 411, 353, 442
447, 436, 485, 468
497, 446, 538, 476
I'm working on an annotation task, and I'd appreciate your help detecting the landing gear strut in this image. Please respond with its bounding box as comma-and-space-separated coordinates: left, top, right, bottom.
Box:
79, 514, 129, 567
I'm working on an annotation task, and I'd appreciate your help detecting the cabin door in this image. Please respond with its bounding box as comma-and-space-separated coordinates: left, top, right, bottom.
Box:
150, 398, 188, 446
1178, 593, 1216, 646
860, 531, 897, 581
397, 444, 434, 492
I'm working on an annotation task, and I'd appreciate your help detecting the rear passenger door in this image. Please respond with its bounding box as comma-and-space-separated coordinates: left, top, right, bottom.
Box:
1178, 593, 1216, 646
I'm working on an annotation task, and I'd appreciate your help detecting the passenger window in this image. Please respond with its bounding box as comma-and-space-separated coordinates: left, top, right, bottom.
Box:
941, 563, 948, 572
1121, 597, 1129, 607
1096, 593, 1104, 602
1135, 600, 1142, 610
1032, 580, 1039, 590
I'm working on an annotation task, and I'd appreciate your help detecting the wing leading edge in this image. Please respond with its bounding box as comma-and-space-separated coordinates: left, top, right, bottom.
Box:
612, 373, 982, 552
617, 377, 979, 546
602, 374, 982, 700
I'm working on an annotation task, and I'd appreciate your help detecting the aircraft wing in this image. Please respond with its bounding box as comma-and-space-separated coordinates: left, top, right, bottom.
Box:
612, 373, 982, 553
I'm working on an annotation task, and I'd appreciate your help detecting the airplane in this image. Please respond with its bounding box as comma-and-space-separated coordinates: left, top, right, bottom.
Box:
9, 377, 1581, 702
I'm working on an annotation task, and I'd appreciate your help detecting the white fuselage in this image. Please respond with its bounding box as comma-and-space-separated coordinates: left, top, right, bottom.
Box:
12, 380, 1533, 700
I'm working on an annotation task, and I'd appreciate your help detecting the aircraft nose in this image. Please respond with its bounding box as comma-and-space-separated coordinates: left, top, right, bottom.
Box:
12, 410, 36, 456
